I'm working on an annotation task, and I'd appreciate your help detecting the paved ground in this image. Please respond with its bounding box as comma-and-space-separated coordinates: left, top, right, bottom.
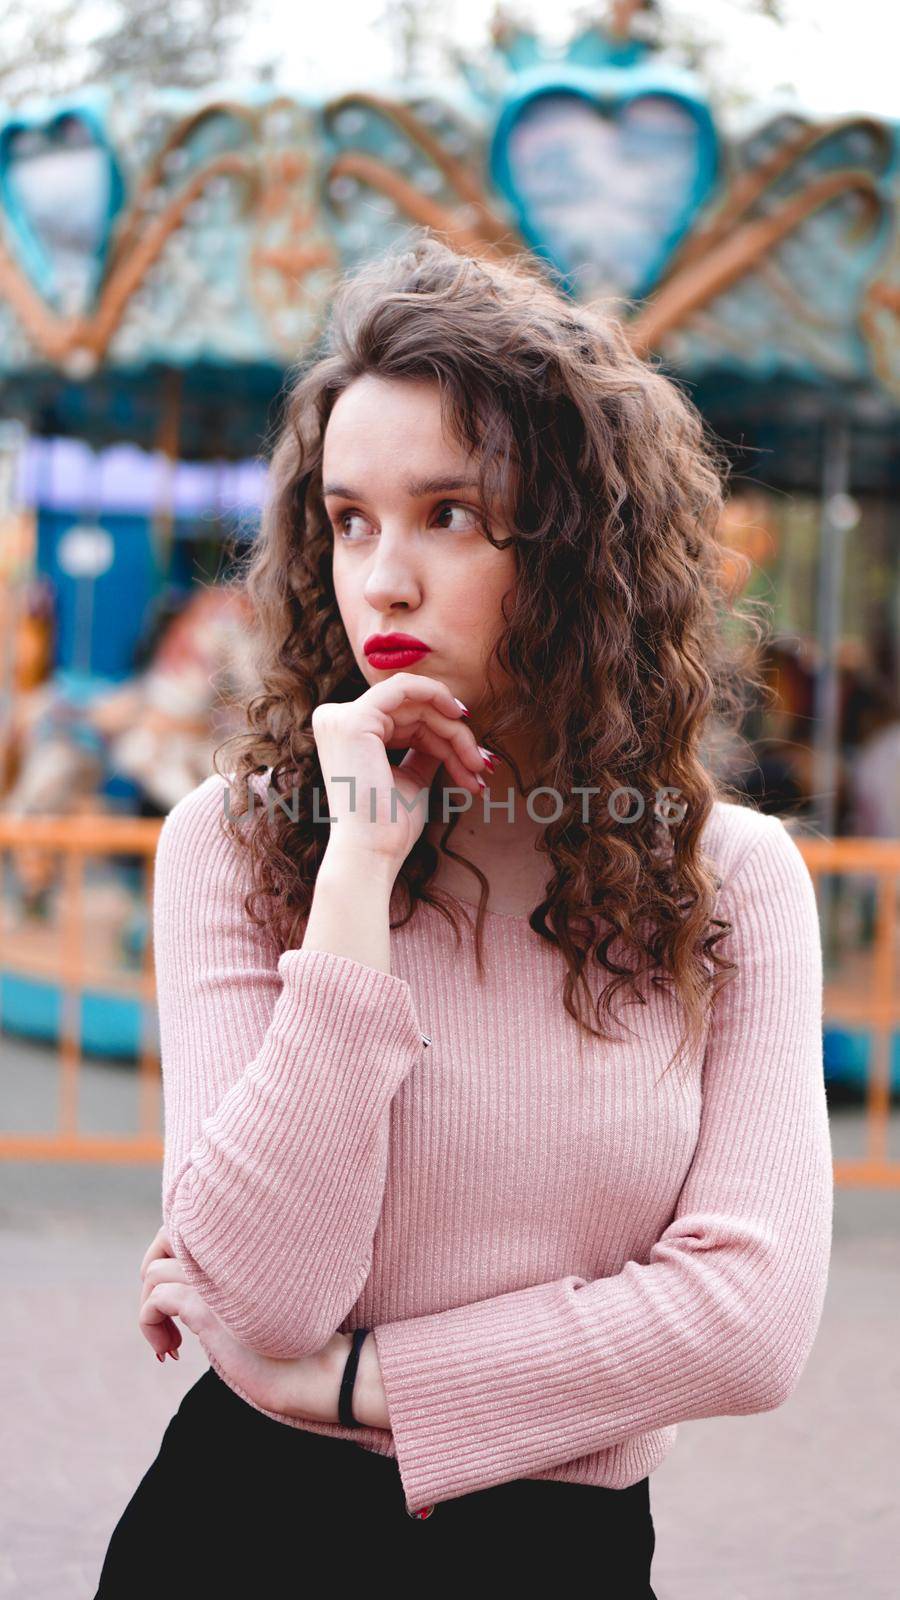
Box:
0, 1035, 897, 1598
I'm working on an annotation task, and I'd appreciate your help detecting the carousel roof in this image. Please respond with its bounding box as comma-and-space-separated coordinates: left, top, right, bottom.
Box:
1, 20, 899, 456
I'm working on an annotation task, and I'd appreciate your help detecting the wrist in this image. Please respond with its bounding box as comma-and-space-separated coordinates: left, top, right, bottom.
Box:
321, 1329, 389, 1429
274, 1336, 350, 1424
318, 844, 399, 892
350, 1329, 391, 1430
314, 1332, 355, 1424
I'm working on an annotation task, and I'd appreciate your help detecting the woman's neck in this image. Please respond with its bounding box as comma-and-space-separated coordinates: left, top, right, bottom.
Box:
424, 745, 553, 916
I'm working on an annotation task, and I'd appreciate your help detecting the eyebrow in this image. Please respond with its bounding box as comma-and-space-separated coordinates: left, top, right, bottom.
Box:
322, 474, 480, 499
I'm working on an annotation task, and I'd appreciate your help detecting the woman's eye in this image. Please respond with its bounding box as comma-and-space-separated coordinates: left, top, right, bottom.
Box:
434, 502, 481, 532
334, 503, 481, 540
335, 511, 370, 541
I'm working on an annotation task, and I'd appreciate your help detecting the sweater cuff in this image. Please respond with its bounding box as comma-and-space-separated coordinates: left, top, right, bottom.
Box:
275, 946, 427, 1077
372, 1277, 578, 1513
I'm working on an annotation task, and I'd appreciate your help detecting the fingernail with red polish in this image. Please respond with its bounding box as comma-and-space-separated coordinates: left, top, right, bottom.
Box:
453, 697, 470, 717
156, 1351, 165, 1362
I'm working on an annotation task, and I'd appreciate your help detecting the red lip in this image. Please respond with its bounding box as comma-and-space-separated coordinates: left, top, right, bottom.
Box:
364, 633, 431, 656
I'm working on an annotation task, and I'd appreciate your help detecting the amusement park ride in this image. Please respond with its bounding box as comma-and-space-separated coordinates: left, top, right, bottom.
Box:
0, 10, 897, 1134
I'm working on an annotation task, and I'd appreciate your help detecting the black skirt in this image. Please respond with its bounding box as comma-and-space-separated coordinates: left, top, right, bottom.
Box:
94, 1366, 658, 1595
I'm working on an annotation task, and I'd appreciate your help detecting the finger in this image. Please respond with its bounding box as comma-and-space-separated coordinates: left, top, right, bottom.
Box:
139, 1284, 183, 1361
385, 703, 489, 780
143, 1256, 190, 1288
371, 675, 480, 748
140, 1255, 189, 1316
139, 1234, 166, 1281
140, 1313, 181, 1360
140, 1225, 173, 1280
368, 671, 468, 726
390, 723, 483, 796
142, 1283, 209, 1340
138, 1256, 190, 1357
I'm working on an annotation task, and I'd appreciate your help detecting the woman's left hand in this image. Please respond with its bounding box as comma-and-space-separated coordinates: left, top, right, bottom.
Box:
139, 1249, 390, 1428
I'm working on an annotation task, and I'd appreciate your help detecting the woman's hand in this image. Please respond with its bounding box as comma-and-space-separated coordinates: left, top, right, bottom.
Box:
139, 1249, 391, 1428
138, 1223, 181, 1360
312, 671, 491, 867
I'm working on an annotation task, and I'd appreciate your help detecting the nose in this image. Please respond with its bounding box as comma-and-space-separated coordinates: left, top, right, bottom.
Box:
362, 530, 421, 614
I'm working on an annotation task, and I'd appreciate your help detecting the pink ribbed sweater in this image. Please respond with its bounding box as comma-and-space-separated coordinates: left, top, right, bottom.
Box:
153, 771, 833, 1515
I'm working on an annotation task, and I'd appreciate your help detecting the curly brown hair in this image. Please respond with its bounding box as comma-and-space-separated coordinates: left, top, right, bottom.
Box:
212, 228, 768, 1079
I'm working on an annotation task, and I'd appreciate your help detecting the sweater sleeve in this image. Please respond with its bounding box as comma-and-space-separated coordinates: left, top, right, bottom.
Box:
154, 773, 426, 1358
371, 813, 834, 1512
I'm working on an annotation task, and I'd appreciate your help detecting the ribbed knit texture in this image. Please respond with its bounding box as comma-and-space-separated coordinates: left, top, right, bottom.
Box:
153, 771, 833, 1514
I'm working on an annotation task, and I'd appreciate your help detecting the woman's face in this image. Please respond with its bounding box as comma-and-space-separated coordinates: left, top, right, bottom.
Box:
322, 374, 516, 715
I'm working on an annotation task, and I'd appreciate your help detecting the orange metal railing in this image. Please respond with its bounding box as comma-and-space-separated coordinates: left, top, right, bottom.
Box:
0, 812, 162, 1162
0, 817, 898, 1182
801, 837, 899, 1189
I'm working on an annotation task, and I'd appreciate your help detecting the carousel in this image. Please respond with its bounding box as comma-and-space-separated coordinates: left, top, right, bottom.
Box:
1, 8, 899, 1084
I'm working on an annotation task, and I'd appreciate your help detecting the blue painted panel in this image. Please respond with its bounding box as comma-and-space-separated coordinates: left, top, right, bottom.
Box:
823, 1027, 900, 1093
37, 509, 160, 678
1, 973, 144, 1057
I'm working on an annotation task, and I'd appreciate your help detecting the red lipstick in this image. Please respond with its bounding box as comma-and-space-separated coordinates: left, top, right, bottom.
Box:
364, 632, 431, 670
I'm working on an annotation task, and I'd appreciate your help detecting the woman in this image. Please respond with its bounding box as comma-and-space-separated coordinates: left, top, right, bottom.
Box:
93, 232, 833, 1596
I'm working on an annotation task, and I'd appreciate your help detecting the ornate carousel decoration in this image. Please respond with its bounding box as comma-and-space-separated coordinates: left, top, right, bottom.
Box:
0, 5, 897, 432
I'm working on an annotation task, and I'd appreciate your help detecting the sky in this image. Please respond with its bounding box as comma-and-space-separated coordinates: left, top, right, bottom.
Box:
237, 0, 899, 122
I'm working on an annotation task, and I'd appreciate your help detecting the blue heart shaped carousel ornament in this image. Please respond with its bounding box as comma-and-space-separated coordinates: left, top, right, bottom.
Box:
0, 102, 125, 317
490, 67, 719, 302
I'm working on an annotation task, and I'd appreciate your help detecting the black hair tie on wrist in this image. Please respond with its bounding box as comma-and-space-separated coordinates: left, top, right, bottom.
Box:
338, 1327, 370, 1429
